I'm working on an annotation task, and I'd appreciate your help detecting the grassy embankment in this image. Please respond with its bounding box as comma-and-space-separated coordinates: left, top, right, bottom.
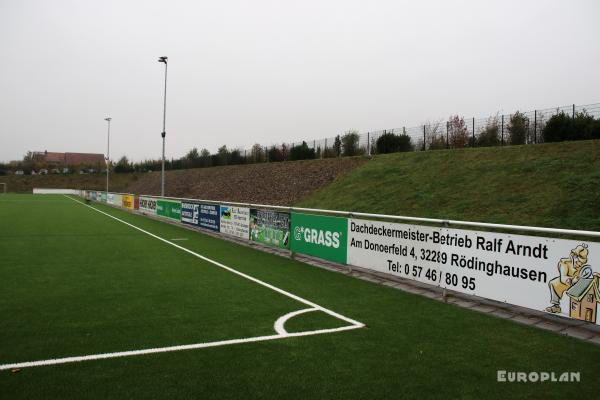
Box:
299, 140, 600, 232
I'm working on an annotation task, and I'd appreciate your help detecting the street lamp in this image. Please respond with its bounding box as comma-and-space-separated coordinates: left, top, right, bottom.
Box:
104, 117, 111, 197
158, 56, 168, 197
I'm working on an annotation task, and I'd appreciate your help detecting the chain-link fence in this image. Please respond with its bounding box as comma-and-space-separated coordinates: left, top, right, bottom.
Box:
235, 102, 600, 163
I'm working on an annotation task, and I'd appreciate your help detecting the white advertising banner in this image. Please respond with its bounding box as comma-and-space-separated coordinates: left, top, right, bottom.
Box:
107, 193, 114, 205
220, 206, 250, 239
139, 196, 158, 215
348, 218, 600, 325
112, 194, 122, 208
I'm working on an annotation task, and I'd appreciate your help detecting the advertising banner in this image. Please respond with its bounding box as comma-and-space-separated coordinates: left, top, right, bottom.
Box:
91, 191, 97, 201
100, 192, 107, 203
122, 194, 135, 210
347, 218, 600, 325
134, 196, 139, 210
113, 194, 122, 208
250, 209, 290, 249
181, 201, 200, 226
107, 193, 115, 205
290, 213, 347, 264
138, 196, 157, 215
157, 199, 181, 220
199, 203, 220, 232
220, 206, 250, 239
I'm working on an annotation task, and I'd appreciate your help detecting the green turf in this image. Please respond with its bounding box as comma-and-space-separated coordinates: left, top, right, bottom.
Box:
298, 140, 600, 232
1, 194, 599, 399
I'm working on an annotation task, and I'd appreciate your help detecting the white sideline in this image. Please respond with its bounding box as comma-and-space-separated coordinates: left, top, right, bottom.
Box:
0, 325, 361, 371
0, 195, 364, 371
274, 308, 319, 335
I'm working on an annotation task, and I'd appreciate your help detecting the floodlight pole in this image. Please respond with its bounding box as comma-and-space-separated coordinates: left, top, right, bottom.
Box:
158, 56, 168, 197
104, 117, 111, 197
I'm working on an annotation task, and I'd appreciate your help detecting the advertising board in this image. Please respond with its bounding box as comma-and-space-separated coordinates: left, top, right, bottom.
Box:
157, 199, 181, 220
138, 196, 157, 215
347, 218, 600, 324
290, 213, 347, 264
250, 209, 290, 249
220, 206, 250, 239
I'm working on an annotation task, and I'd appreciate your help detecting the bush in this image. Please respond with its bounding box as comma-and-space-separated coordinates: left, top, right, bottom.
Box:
375, 133, 414, 154
477, 115, 500, 147
508, 112, 528, 145
429, 135, 447, 150
290, 141, 316, 161
341, 131, 361, 156
543, 111, 600, 143
448, 115, 470, 148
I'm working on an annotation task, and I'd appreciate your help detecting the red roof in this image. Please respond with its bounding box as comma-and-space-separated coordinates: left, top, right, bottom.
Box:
34, 151, 105, 165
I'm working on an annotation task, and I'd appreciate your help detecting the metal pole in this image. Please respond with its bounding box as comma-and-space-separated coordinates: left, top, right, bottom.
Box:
501, 114, 504, 145
534, 110, 537, 144
423, 125, 426, 151
105, 118, 111, 196
367, 132, 370, 156
472, 117, 475, 147
446, 121, 449, 149
572, 104, 575, 118
160, 59, 168, 197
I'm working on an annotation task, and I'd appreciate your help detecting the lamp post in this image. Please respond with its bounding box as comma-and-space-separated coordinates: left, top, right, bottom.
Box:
158, 56, 168, 197
104, 117, 111, 197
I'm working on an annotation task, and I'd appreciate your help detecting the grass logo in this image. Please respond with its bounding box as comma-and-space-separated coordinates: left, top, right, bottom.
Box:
291, 213, 348, 264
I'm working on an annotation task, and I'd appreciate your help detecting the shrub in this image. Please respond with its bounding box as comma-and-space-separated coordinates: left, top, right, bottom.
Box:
508, 112, 528, 145
290, 141, 316, 160
448, 115, 470, 148
375, 133, 414, 153
543, 111, 600, 142
429, 135, 447, 150
477, 115, 500, 147
341, 130, 361, 156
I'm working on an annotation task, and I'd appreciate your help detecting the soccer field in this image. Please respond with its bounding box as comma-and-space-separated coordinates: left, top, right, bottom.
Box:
1, 194, 598, 399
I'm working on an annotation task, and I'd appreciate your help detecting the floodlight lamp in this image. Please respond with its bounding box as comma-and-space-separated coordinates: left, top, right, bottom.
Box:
158, 56, 168, 63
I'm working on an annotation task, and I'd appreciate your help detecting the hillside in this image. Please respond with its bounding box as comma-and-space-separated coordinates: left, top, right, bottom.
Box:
126, 157, 367, 205
0, 173, 141, 194
298, 140, 600, 231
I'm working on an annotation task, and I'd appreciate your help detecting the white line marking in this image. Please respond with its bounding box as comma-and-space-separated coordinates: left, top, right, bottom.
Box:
0, 196, 364, 371
0, 325, 361, 371
274, 308, 318, 335
170, 238, 188, 241
63, 195, 363, 328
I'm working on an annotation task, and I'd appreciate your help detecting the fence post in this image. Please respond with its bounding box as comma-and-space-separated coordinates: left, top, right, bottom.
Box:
534, 110, 537, 144
324, 138, 327, 158
472, 117, 475, 147
423, 125, 426, 151
572, 104, 575, 118
446, 121, 449, 149
265, 146, 268, 162
501, 115, 504, 145
367, 132, 370, 156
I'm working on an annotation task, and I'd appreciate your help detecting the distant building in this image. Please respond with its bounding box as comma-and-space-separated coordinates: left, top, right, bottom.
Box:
32, 151, 105, 167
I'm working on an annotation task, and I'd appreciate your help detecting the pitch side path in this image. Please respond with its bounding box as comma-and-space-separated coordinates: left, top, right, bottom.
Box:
1, 195, 598, 399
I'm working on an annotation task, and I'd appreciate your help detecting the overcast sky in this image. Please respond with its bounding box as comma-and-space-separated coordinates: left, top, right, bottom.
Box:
0, 0, 598, 162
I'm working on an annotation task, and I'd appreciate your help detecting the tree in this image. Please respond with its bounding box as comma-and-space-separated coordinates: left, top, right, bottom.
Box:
290, 141, 316, 161
508, 111, 528, 145
114, 156, 134, 173
448, 115, 469, 148
200, 148, 212, 167
375, 132, 414, 153
268, 146, 284, 162
542, 110, 600, 143
477, 114, 500, 147
217, 145, 230, 165
341, 130, 362, 156
333, 135, 342, 157
250, 143, 265, 163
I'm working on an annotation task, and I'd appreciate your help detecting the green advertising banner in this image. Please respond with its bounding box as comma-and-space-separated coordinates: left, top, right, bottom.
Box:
157, 200, 181, 220
250, 209, 290, 249
290, 212, 347, 264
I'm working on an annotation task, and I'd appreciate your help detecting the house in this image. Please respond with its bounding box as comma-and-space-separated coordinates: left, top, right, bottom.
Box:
32, 151, 105, 168
566, 274, 600, 323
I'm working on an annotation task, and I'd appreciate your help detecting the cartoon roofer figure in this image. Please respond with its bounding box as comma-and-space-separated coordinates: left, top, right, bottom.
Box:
546, 244, 590, 313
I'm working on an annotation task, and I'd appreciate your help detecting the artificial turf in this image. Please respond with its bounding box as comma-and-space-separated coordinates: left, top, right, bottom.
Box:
1, 194, 598, 399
